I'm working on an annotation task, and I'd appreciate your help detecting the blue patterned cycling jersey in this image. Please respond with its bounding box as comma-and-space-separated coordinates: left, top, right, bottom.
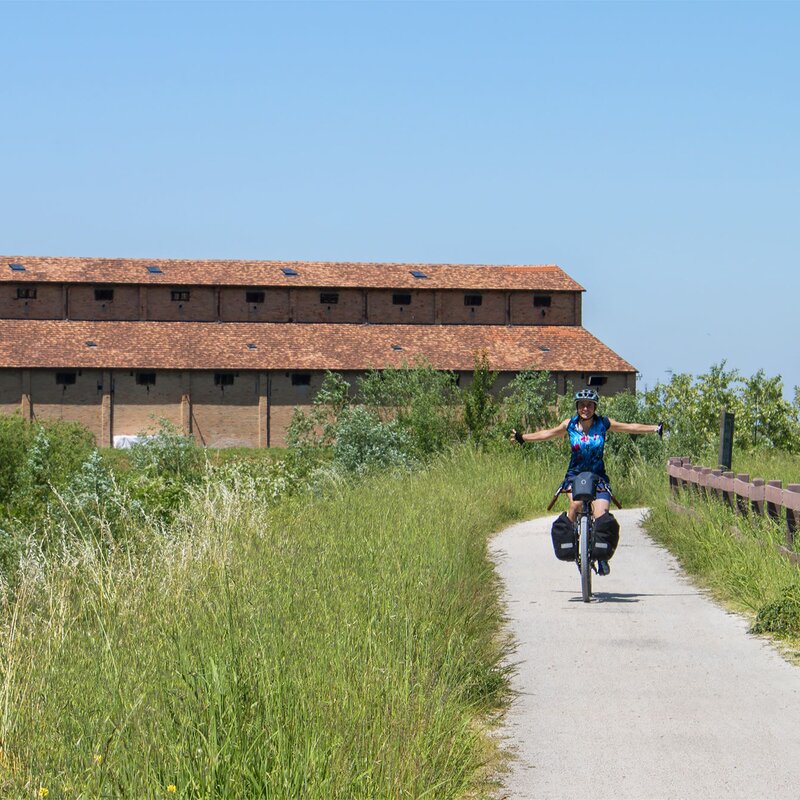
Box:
563, 414, 611, 484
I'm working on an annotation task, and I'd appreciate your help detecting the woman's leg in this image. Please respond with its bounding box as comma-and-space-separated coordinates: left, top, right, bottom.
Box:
566, 492, 581, 522
591, 498, 610, 517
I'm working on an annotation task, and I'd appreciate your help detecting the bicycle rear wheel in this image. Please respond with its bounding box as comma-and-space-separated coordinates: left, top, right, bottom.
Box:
579, 515, 592, 602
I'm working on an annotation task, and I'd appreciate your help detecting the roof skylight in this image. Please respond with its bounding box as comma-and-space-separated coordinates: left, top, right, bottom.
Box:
146, 265, 163, 274
282, 267, 299, 277
9, 263, 25, 272
409, 270, 428, 279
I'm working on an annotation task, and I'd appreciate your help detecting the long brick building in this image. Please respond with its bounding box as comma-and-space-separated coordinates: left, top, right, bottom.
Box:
0, 256, 636, 447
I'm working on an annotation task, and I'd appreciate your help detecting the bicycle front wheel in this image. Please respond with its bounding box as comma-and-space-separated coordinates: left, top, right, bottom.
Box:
579, 515, 592, 602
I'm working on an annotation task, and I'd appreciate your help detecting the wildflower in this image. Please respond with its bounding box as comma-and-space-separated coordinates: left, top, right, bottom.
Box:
167, 785, 177, 794
38, 789, 49, 799
94, 753, 103, 765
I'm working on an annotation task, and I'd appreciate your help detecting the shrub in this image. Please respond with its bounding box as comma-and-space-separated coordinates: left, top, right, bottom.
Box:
332, 406, 414, 475
358, 359, 463, 458
751, 582, 800, 638
127, 420, 202, 480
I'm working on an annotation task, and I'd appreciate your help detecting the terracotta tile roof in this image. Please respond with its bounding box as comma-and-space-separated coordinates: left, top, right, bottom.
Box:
0, 256, 584, 292
0, 320, 634, 373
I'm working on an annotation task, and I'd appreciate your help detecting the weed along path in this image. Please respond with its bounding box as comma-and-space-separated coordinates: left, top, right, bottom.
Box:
490, 507, 800, 800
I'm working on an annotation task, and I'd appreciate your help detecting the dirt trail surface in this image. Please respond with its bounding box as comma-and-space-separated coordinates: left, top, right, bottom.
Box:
490, 507, 800, 800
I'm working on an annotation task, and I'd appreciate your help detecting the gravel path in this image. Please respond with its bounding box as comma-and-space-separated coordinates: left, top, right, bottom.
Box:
490, 507, 800, 800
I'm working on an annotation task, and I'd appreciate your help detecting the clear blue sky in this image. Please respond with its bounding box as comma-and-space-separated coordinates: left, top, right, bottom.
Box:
2, 1, 798, 396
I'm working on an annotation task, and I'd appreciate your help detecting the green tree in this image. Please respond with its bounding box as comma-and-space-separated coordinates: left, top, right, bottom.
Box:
463, 351, 498, 446
738, 370, 799, 450
502, 369, 557, 433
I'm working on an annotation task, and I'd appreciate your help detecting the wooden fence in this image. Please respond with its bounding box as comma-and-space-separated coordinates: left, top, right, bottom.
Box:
667, 458, 800, 552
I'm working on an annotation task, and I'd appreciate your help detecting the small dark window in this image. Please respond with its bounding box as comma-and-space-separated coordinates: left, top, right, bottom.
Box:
16, 287, 37, 299
392, 293, 411, 306
136, 372, 156, 386
171, 290, 190, 302
246, 290, 265, 304
56, 372, 77, 386
533, 294, 552, 308
146, 265, 163, 274
9, 263, 26, 272
587, 375, 608, 387
464, 294, 483, 307
291, 373, 311, 386
410, 270, 428, 279
95, 288, 114, 302
282, 267, 299, 277
214, 373, 235, 387
320, 292, 339, 305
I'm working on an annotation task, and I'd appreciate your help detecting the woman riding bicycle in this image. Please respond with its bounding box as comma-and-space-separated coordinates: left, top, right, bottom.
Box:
510, 388, 662, 574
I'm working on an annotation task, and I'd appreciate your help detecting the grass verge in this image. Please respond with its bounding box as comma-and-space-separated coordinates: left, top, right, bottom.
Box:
644, 486, 800, 657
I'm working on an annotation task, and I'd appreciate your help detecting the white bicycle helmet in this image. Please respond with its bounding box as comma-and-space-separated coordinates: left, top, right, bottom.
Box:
574, 388, 600, 406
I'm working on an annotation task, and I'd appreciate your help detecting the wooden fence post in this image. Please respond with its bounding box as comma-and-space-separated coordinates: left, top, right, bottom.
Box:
735, 474, 750, 516
766, 480, 783, 522
668, 458, 681, 495
681, 459, 693, 492
750, 478, 765, 516
721, 472, 735, 509
786, 485, 800, 550
699, 467, 713, 499
710, 469, 722, 501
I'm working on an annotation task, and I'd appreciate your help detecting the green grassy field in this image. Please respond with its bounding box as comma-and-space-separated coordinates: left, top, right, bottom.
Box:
0, 448, 581, 799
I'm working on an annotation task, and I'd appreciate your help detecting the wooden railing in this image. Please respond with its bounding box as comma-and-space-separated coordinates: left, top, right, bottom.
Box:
667, 457, 800, 550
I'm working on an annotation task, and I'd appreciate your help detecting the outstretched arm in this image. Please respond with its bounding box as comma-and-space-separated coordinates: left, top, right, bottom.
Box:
608, 419, 662, 435
511, 418, 570, 444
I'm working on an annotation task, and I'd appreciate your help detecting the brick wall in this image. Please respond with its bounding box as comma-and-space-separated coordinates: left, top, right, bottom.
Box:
509, 291, 578, 325
69, 285, 141, 321
29, 368, 104, 440
268, 370, 325, 447
219, 287, 290, 322
0, 369, 21, 415
145, 287, 217, 321
438, 291, 507, 325
0, 284, 64, 319
112, 370, 184, 437
366, 290, 435, 324
190, 371, 261, 448
292, 288, 365, 323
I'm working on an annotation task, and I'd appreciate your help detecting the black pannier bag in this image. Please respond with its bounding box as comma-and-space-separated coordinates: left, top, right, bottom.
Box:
551, 512, 577, 561
592, 512, 620, 560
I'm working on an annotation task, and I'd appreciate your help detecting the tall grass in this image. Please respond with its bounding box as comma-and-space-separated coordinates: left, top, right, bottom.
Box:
0, 448, 570, 799
645, 451, 800, 647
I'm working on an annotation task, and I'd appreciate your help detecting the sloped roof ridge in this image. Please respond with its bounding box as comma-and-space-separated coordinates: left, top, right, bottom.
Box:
3, 254, 562, 269
0, 256, 584, 291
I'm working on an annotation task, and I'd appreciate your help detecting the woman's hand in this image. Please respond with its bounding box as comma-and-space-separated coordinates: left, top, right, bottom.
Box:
510, 429, 525, 445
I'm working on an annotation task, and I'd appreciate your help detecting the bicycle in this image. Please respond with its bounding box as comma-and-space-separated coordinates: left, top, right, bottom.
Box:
547, 471, 622, 603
